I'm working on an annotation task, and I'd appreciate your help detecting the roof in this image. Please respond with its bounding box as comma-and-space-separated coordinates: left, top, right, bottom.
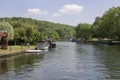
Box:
0, 32, 8, 37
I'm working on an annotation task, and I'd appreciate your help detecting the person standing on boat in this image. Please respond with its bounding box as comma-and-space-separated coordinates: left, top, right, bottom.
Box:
27, 42, 30, 48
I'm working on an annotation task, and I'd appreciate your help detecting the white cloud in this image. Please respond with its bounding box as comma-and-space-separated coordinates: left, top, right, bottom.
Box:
59, 4, 84, 14
53, 13, 62, 17
52, 4, 84, 17
27, 8, 47, 15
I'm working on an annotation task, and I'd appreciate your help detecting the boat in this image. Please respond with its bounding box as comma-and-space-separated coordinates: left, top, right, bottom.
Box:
49, 43, 56, 48
25, 49, 42, 53
40, 46, 49, 50
35, 46, 49, 50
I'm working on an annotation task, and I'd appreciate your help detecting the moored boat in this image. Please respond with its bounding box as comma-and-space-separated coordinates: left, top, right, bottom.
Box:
49, 43, 56, 48
25, 50, 42, 53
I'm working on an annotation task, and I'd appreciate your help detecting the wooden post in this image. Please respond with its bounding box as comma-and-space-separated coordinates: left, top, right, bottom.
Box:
10, 44, 11, 53
21, 43, 23, 51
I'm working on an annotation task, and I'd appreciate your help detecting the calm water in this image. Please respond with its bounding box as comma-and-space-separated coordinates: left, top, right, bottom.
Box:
0, 42, 120, 80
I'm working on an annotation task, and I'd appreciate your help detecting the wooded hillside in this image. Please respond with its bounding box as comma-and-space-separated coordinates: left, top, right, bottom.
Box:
0, 17, 75, 45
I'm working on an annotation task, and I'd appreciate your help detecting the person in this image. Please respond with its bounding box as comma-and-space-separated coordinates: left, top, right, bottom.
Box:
27, 43, 30, 48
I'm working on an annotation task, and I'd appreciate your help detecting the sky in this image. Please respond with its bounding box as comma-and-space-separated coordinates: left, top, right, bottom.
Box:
0, 0, 120, 26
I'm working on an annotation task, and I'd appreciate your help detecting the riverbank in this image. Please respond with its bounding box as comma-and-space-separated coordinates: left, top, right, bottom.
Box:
76, 39, 120, 45
0, 45, 35, 58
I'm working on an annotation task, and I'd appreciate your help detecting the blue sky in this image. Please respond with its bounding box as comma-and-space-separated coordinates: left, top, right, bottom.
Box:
0, 0, 120, 26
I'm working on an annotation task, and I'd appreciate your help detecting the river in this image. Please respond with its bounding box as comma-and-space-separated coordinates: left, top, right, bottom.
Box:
0, 42, 120, 80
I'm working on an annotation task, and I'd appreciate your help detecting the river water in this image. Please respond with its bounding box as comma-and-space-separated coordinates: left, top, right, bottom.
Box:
0, 42, 120, 80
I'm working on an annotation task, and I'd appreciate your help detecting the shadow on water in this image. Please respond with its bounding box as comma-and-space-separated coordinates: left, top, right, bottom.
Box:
0, 53, 44, 75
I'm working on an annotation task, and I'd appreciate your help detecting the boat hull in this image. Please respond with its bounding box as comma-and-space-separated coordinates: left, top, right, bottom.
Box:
25, 50, 42, 53
49, 44, 56, 48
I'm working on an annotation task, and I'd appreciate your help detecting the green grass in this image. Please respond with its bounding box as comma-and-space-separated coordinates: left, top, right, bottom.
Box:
0, 45, 35, 54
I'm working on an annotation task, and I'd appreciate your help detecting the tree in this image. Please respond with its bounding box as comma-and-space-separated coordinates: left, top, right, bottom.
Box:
0, 21, 14, 40
94, 6, 120, 40
0, 17, 75, 44
75, 23, 93, 41
26, 26, 34, 43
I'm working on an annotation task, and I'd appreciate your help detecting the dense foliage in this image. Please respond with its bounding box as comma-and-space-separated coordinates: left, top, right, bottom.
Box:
75, 23, 92, 40
0, 17, 75, 45
1, 6, 119, 44
75, 6, 120, 41
0, 21, 14, 40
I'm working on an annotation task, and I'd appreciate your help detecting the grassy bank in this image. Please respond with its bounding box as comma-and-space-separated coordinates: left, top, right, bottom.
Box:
0, 45, 35, 54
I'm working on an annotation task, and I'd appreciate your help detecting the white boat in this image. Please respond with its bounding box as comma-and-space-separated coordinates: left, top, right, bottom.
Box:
36, 46, 49, 50
36, 42, 49, 50
25, 50, 42, 53
44, 46, 49, 50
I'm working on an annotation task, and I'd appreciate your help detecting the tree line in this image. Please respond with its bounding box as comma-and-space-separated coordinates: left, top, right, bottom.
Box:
0, 6, 119, 45
0, 17, 75, 45
75, 6, 120, 41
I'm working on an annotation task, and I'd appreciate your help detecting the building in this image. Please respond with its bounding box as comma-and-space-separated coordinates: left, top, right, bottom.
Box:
0, 32, 8, 49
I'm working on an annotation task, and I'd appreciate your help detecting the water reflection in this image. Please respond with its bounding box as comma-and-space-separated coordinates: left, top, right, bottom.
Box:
0, 42, 120, 80
94, 45, 120, 79
0, 53, 44, 75
0, 59, 8, 74
75, 43, 109, 79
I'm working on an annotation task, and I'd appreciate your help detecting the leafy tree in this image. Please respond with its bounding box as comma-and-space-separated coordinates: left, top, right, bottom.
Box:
26, 26, 34, 43
0, 17, 75, 44
75, 23, 92, 41
94, 6, 120, 40
0, 21, 14, 40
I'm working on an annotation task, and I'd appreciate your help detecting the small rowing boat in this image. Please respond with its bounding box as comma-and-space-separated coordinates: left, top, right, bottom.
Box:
25, 50, 42, 53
